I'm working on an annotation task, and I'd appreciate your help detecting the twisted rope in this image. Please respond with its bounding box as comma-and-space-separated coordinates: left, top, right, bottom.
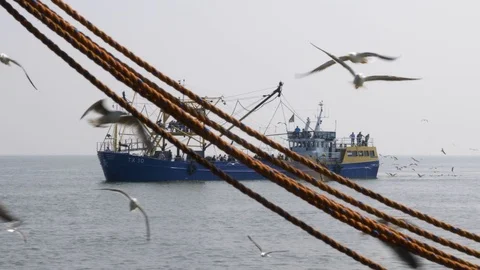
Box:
14, 1, 478, 268
49, 0, 480, 244
36, 1, 480, 259
0, 1, 387, 269
29, 0, 480, 262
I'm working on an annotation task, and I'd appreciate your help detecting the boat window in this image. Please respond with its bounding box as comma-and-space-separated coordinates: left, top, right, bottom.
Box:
352, 151, 358, 157
370, 150, 375, 157
364, 151, 369, 156
358, 151, 363, 156
347, 151, 353, 156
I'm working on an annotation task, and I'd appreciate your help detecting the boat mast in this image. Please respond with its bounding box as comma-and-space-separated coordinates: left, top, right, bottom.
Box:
113, 103, 118, 151
203, 81, 283, 150
314, 101, 324, 132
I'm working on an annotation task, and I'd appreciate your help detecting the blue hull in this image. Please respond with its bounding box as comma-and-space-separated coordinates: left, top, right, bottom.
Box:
97, 151, 379, 182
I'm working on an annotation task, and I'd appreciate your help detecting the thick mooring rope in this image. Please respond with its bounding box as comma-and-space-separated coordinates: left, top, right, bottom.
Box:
12, 1, 478, 269
25, 0, 480, 260
49, 0, 480, 244
0, 2, 387, 269
30, 0, 480, 260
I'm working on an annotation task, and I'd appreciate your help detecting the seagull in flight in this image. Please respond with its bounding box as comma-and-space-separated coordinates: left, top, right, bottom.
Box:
417, 173, 425, 178
247, 235, 287, 257
6, 225, 27, 243
411, 157, 420, 163
97, 188, 150, 241
372, 218, 421, 269
386, 173, 397, 177
0, 53, 38, 90
420, 119, 429, 123
309, 43, 421, 89
81, 99, 154, 151
441, 148, 446, 155
0, 202, 20, 223
296, 48, 398, 78
0, 202, 26, 243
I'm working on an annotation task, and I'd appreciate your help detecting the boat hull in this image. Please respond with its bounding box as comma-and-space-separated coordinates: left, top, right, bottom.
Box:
97, 151, 379, 182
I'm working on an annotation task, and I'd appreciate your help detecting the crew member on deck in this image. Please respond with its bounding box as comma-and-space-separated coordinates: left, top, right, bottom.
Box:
357, 132, 363, 146
350, 132, 355, 146
364, 134, 370, 146
294, 126, 300, 137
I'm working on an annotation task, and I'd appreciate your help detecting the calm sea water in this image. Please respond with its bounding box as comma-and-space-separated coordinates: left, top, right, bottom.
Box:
0, 155, 479, 270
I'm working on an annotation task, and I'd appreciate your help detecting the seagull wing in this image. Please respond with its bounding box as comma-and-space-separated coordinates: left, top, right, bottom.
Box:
386, 244, 420, 269
264, 250, 288, 256
98, 188, 151, 241
295, 56, 351, 78
10, 228, 27, 243
0, 203, 18, 223
8, 59, 38, 90
136, 204, 151, 241
80, 99, 110, 119
364, 75, 421, 82
97, 188, 134, 201
119, 117, 153, 148
309, 43, 356, 77
247, 235, 263, 252
118, 116, 154, 151
356, 52, 398, 61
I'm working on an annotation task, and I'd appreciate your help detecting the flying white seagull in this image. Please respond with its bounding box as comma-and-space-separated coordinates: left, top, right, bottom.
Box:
309, 43, 421, 89
296, 49, 398, 78
97, 188, 150, 241
81, 99, 154, 151
6, 225, 27, 243
0, 53, 38, 90
247, 235, 287, 257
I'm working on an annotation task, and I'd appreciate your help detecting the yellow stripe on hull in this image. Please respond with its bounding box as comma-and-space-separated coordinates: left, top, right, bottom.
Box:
342, 146, 379, 164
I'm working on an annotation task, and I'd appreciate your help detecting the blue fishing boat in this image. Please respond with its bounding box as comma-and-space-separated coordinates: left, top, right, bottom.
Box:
95, 84, 379, 182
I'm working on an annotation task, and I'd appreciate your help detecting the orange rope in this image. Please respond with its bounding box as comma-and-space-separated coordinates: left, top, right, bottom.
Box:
33, 0, 480, 259
0, 2, 387, 269
49, 0, 480, 245
13, 1, 478, 268
30, 2, 480, 261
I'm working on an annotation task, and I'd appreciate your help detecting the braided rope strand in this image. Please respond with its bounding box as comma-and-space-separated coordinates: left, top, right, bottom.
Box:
49, 0, 480, 244
0, 2, 388, 269
27, 0, 480, 263
15, 2, 479, 268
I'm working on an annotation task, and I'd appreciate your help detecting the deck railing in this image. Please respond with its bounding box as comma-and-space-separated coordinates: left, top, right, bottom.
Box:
96, 139, 150, 152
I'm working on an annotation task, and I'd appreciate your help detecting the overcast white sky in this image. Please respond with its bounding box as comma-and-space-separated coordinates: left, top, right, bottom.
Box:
1, 0, 479, 156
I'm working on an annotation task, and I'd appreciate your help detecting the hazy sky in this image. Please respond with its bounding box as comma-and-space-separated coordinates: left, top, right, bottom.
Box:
1, 0, 479, 156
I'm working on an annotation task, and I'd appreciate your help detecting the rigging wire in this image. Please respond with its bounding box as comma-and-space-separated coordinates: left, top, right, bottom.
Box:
223, 86, 276, 99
